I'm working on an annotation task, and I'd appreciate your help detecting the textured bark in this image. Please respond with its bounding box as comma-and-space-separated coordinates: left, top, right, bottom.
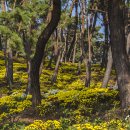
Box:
6, 48, 13, 88
66, 0, 78, 61
51, 48, 62, 84
1, 1, 13, 88
22, 31, 31, 94
64, 0, 76, 62
108, 0, 130, 108
101, 13, 109, 68
3, 38, 7, 79
85, 28, 92, 87
101, 47, 113, 88
85, 60, 91, 87
77, 0, 85, 74
126, 27, 130, 60
80, 0, 85, 55
72, 34, 77, 63
0, 36, 2, 50
85, 0, 96, 87
126, 8, 130, 60
30, 0, 61, 106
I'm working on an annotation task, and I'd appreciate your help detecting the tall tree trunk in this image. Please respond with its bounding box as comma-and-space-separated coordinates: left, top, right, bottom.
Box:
3, 38, 7, 79
101, 13, 109, 68
30, 0, 61, 106
108, 0, 130, 108
64, 0, 76, 62
101, 12, 112, 88
77, 0, 85, 74
0, 36, 2, 50
85, 0, 96, 87
7, 47, 13, 88
101, 47, 113, 88
22, 30, 32, 94
72, 33, 77, 63
66, 0, 78, 61
51, 47, 62, 83
1, 0, 13, 88
126, 8, 130, 60
126, 26, 130, 60
85, 27, 92, 87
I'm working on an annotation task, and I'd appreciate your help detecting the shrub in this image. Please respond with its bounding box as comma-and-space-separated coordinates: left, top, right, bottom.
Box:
0, 92, 32, 124
24, 120, 61, 130
38, 88, 119, 119
70, 119, 128, 130
24, 119, 129, 130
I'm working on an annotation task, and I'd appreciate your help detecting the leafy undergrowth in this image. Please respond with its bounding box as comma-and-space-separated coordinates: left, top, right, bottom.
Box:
1, 51, 130, 129
24, 119, 130, 130
0, 51, 116, 95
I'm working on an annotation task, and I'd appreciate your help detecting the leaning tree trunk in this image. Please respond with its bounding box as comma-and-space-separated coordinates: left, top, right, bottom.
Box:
101, 47, 113, 88
30, 0, 61, 106
108, 0, 130, 108
101, 12, 112, 88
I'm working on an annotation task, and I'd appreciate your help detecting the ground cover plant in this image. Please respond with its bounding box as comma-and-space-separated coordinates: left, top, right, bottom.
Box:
0, 52, 130, 129
0, 0, 130, 129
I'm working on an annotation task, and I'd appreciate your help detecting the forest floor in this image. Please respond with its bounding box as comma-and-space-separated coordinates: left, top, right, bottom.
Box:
0, 51, 130, 130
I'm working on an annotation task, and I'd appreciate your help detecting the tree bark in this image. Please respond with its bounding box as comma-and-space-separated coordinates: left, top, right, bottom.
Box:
1, 1, 13, 88
101, 13, 109, 68
72, 33, 77, 63
85, 0, 96, 87
101, 47, 113, 88
6, 48, 13, 88
108, 0, 130, 108
30, 0, 61, 106
22, 30, 32, 94
77, 0, 85, 74
51, 47, 62, 84
64, 0, 76, 62
85, 27, 92, 87
126, 26, 130, 60
66, 0, 78, 61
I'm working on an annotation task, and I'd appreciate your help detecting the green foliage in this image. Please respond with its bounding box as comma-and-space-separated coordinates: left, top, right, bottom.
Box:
24, 120, 61, 130
24, 119, 130, 130
69, 120, 129, 130
0, 92, 32, 124
38, 88, 119, 120
0, 0, 128, 129
0, 53, 121, 130
1, 122, 26, 130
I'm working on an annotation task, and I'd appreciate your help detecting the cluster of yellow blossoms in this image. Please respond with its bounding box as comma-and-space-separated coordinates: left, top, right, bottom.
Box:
24, 119, 129, 130
73, 120, 128, 130
24, 120, 61, 130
